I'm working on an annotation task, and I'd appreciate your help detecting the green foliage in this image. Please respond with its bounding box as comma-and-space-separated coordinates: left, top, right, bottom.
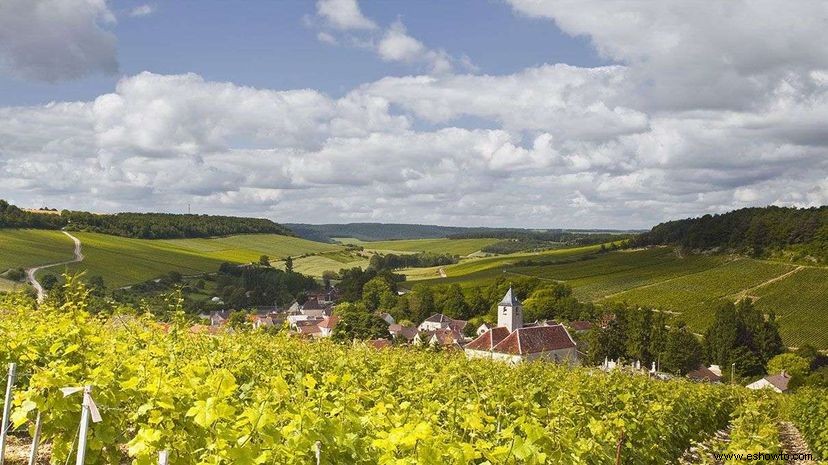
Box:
766, 353, 810, 379
368, 252, 458, 270
634, 205, 828, 263
789, 387, 828, 459
661, 322, 703, 375
0, 292, 753, 465
332, 302, 391, 342
725, 392, 784, 464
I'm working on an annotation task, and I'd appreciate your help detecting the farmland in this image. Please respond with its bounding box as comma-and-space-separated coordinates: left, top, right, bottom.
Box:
335, 237, 500, 256
405, 246, 828, 348
0, 229, 75, 272
274, 250, 371, 276
56, 232, 345, 288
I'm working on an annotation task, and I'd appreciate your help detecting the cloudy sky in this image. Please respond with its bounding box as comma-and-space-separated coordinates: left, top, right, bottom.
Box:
1, 0, 826, 229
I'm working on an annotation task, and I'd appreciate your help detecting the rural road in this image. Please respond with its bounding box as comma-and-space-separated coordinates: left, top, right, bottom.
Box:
25, 231, 84, 303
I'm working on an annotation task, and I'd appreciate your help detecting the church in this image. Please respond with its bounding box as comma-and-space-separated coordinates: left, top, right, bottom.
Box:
464, 287, 579, 364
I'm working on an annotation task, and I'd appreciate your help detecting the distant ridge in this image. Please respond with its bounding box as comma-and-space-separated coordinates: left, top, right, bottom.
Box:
286, 222, 639, 242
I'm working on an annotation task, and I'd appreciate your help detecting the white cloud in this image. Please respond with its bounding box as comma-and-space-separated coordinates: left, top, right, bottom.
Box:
506, 0, 828, 111
316, 0, 376, 30
0, 0, 118, 82
376, 21, 454, 74
129, 4, 155, 17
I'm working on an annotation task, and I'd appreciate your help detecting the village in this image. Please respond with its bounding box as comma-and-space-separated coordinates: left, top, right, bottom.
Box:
199, 287, 794, 394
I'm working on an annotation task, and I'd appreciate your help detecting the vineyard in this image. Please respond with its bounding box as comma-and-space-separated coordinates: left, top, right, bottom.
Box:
0, 288, 824, 465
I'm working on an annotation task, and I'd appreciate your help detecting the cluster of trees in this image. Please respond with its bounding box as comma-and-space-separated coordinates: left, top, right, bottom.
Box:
704, 299, 785, 377
367, 252, 458, 270
1, 199, 293, 239
215, 263, 317, 309
0, 200, 65, 229
634, 206, 828, 262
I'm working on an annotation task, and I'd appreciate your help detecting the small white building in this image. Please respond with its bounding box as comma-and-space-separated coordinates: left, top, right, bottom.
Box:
476, 323, 492, 336
746, 372, 791, 393
418, 313, 453, 332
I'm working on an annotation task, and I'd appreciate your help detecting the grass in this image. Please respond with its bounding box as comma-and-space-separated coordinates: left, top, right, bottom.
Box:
274, 251, 371, 277
58, 233, 344, 288
0, 277, 23, 292
604, 259, 796, 332
336, 237, 500, 256
0, 229, 75, 272
750, 267, 828, 349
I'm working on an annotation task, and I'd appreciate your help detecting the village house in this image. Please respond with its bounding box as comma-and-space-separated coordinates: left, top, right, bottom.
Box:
463, 288, 579, 365
414, 327, 465, 349
476, 323, 492, 336
746, 372, 791, 393
418, 313, 468, 333
388, 324, 418, 342
300, 296, 332, 318
686, 365, 723, 383
317, 316, 339, 337
379, 312, 395, 325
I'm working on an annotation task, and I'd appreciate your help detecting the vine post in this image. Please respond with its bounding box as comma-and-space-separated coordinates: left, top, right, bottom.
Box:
75, 386, 93, 465
158, 450, 169, 465
27, 411, 42, 465
0, 362, 17, 465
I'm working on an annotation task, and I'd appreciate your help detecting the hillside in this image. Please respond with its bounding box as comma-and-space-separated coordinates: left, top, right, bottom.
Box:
2, 299, 810, 465
1, 200, 293, 239
408, 246, 828, 348
634, 206, 828, 263
287, 222, 636, 242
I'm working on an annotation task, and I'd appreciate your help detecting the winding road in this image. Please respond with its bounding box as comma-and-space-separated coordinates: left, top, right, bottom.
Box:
25, 231, 84, 303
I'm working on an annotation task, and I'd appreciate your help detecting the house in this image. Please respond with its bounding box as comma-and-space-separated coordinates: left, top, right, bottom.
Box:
414, 328, 464, 349
317, 316, 339, 337
368, 339, 392, 350
379, 312, 395, 325
463, 287, 579, 365
464, 327, 511, 359
746, 372, 791, 393
288, 314, 323, 329
476, 323, 492, 336
418, 313, 454, 332
388, 324, 418, 342
209, 311, 231, 327
300, 297, 332, 318
251, 314, 275, 330
447, 319, 468, 334
686, 365, 723, 383
295, 320, 322, 337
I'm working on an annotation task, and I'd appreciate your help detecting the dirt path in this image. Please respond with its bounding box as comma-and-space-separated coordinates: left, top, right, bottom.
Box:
778, 421, 818, 465
729, 266, 804, 301
438, 267, 447, 278
25, 231, 84, 303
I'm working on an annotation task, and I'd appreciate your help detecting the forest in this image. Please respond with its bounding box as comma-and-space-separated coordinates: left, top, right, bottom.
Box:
634, 206, 828, 262
0, 199, 292, 239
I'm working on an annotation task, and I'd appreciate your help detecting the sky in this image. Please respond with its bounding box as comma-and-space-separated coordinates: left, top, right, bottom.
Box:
0, 0, 827, 229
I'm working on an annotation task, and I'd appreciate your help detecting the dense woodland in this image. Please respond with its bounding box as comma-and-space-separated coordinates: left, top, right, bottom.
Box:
634, 206, 828, 262
0, 199, 292, 239
367, 252, 458, 270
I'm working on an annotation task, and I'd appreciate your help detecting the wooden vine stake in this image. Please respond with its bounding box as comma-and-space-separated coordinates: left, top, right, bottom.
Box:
27, 411, 43, 465
0, 363, 17, 465
314, 441, 322, 465
158, 450, 169, 465
615, 431, 626, 465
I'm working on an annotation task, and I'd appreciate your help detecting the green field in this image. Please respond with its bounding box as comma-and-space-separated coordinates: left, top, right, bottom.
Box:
0, 229, 75, 272
751, 267, 828, 348
57, 232, 344, 288
405, 245, 828, 348
335, 237, 500, 256
275, 250, 371, 277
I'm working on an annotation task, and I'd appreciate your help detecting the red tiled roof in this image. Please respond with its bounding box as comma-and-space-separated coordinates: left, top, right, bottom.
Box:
424, 313, 451, 323
492, 324, 576, 355
448, 319, 468, 332
297, 324, 321, 335
318, 316, 339, 329
369, 339, 392, 349
464, 327, 511, 351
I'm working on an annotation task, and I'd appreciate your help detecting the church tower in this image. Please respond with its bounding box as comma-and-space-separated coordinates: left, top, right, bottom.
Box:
497, 287, 523, 333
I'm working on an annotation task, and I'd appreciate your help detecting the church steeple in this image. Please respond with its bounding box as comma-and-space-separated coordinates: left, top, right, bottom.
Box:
497, 287, 523, 332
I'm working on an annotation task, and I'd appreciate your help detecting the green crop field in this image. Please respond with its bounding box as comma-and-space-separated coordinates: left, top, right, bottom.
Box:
750, 267, 828, 348
56, 232, 343, 288
336, 237, 500, 256
275, 251, 371, 277
0, 229, 75, 272
160, 234, 341, 262
604, 259, 796, 331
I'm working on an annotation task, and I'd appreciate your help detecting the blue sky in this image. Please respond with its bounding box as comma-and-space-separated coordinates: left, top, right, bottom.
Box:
1, 0, 605, 105
0, 0, 826, 228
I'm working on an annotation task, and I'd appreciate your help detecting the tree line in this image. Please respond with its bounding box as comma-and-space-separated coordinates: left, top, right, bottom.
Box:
0, 199, 292, 239
633, 206, 828, 262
